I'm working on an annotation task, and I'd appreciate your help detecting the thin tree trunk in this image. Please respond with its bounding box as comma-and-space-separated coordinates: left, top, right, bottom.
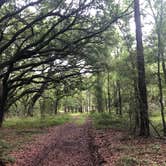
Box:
107, 72, 111, 113
157, 31, 166, 136
96, 72, 104, 112
161, 52, 166, 84
0, 81, 4, 126
117, 80, 122, 116
104, 92, 108, 112
88, 90, 91, 112
134, 0, 150, 136
149, 0, 166, 84
0, 103, 5, 127
40, 99, 46, 118
133, 80, 140, 133
114, 82, 119, 114
156, 0, 166, 135
54, 98, 59, 114
64, 106, 67, 113
27, 93, 40, 117
27, 79, 49, 116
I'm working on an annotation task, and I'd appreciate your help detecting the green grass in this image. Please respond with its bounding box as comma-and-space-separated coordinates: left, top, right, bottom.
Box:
149, 111, 166, 135
150, 111, 162, 122
90, 111, 166, 135
3, 114, 71, 129
0, 114, 74, 164
90, 112, 129, 130
70, 113, 89, 125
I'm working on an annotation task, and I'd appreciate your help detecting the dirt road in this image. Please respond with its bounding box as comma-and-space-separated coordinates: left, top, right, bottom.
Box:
9, 120, 101, 166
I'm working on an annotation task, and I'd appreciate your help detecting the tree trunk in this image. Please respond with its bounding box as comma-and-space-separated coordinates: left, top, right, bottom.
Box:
27, 81, 48, 116
40, 99, 46, 118
0, 79, 8, 127
27, 95, 38, 117
64, 106, 67, 113
113, 81, 118, 114
107, 72, 111, 113
161, 52, 166, 84
133, 80, 140, 133
0, 81, 4, 126
156, 0, 166, 135
88, 90, 91, 112
54, 98, 59, 114
157, 31, 166, 136
117, 80, 122, 116
134, 0, 150, 136
0, 102, 5, 127
96, 72, 104, 112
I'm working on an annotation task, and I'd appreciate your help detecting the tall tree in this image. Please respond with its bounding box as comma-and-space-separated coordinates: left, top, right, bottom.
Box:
148, 0, 166, 136
95, 72, 104, 112
134, 0, 150, 136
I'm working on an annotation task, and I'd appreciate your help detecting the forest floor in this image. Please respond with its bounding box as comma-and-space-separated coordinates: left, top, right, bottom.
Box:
94, 129, 166, 166
1, 114, 166, 166
6, 117, 101, 166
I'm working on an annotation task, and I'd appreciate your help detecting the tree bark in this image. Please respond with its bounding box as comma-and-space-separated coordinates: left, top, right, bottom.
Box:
0, 78, 9, 126
96, 72, 104, 112
0, 102, 5, 127
0, 81, 3, 126
117, 80, 122, 116
133, 80, 140, 133
27, 93, 40, 117
134, 0, 150, 136
27, 79, 48, 116
54, 98, 59, 114
161, 52, 166, 84
113, 81, 119, 114
107, 71, 111, 113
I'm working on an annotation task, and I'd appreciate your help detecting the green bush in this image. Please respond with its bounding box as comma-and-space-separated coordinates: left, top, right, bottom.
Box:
90, 112, 129, 130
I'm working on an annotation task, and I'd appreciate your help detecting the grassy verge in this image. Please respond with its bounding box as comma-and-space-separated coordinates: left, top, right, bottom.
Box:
90, 111, 166, 135
3, 114, 71, 129
90, 112, 130, 130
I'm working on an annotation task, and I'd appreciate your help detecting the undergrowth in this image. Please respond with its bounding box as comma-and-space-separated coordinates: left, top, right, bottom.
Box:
3, 114, 71, 129
90, 112, 130, 130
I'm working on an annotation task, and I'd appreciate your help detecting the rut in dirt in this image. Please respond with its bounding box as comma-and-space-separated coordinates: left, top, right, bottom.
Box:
10, 120, 103, 166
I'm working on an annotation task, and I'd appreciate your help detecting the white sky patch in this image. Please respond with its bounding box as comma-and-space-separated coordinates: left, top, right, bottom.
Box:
129, 0, 155, 40
28, 6, 37, 13
15, 0, 155, 41
15, 0, 37, 13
